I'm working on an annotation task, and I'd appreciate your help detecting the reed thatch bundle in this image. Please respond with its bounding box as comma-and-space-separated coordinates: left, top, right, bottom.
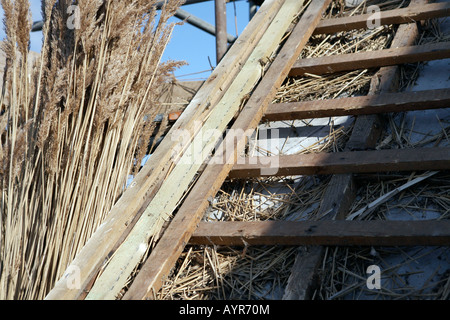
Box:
0, 0, 183, 299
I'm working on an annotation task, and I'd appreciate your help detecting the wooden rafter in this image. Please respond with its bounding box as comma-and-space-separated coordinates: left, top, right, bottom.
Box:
84, 0, 310, 300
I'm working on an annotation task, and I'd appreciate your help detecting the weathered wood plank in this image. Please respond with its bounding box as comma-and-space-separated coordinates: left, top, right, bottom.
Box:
229, 147, 450, 178
290, 42, 450, 76
122, 0, 333, 300
85, 0, 309, 300
314, 1, 450, 34
283, 246, 323, 300
190, 220, 450, 246
44, 0, 287, 300
263, 88, 450, 121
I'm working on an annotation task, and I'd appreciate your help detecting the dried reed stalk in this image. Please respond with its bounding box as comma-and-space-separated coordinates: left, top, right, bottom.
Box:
0, 0, 183, 299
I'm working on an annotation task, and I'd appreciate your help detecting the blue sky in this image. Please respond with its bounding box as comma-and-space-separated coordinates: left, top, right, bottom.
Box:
0, 1, 252, 81
163, 1, 251, 80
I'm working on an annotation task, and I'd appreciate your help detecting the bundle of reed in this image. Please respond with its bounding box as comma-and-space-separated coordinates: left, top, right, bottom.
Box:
0, 0, 182, 299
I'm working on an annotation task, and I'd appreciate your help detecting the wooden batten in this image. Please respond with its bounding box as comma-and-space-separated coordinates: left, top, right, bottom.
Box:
229, 147, 450, 178
190, 220, 450, 246
313, 1, 450, 34
264, 88, 450, 121
289, 42, 450, 76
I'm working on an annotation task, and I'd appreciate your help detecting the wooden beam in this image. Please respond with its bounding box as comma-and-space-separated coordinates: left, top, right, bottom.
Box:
122, 0, 333, 300
84, 0, 311, 300
190, 220, 450, 246
313, 2, 450, 35
289, 42, 450, 76
230, 147, 450, 178
263, 88, 450, 121
44, 0, 287, 300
